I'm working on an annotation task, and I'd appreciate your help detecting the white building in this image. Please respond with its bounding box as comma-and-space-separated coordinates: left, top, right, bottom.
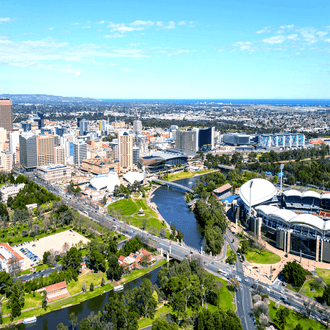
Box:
89, 171, 120, 193
0, 243, 25, 273
35, 164, 71, 181
0, 183, 25, 201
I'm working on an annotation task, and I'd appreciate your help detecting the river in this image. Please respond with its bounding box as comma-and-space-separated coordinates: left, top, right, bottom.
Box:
19, 267, 162, 330
151, 175, 204, 250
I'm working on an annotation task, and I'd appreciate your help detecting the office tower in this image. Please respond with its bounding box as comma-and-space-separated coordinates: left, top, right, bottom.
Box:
21, 121, 31, 132
118, 132, 133, 169
133, 147, 140, 165
54, 135, 60, 146
19, 133, 37, 169
0, 127, 7, 152
99, 120, 107, 132
37, 112, 44, 128
0, 151, 13, 172
134, 135, 148, 156
133, 120, 142, 135
77, 117, 83, 128
10, 130, 20, 155
37, 135, 55, 166
73, 142, 87, 165
55, 146, 65, 165
198, 127, 215, 151
175, 129, 199, 153
0, 99, 13, 132
79, 120, 89, 136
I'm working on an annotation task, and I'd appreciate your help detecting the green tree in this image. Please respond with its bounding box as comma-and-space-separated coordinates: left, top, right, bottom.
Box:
56, 323, 68, 330
43, 251, 51, 264
90, 282, 94, 292
107, 255, 123, 281
8, 284, 24, 321
282, 260, 306, 288
275, 307, 290, 330
323, 286, 330, 306
151, 318, 179, 330
69, 312, 78, 330
42, 290, 47, 311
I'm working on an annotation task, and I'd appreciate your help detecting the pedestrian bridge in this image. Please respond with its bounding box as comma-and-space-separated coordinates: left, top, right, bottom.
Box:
151, 178, 195, 194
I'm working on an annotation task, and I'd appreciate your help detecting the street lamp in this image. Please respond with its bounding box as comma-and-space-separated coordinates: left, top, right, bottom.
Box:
249, 180, 253, 218
280, 164, 284, 195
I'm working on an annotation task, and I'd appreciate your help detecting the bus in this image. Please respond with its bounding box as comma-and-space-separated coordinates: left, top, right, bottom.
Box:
218, 269, 228, 277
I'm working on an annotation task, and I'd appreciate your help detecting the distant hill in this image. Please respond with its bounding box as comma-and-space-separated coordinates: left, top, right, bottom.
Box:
0, 94, 101, 104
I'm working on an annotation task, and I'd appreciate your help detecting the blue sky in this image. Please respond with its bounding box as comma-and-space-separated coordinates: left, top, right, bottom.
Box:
1, 0, 329, 99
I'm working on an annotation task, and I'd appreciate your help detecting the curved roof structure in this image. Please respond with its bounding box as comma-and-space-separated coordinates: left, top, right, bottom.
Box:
256, 205, 279, 216
322, 193, 330, 200
290, 214, 325, 231
302, 191, 320, 199
284, 189, 302, 197
271, 209, 297, 222
90, 171, 120, 192
239, 179, 277, 207
124, 172, 145, 185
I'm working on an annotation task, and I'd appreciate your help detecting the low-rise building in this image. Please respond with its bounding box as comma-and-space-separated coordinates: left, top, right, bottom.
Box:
45, 281, 69, 302
0, 183, 25, 201
0, 243, 25, 273
81, 158, 119, 175
35, 164, 71, 181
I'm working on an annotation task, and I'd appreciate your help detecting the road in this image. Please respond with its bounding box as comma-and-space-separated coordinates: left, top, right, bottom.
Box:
15, 169, 329, 329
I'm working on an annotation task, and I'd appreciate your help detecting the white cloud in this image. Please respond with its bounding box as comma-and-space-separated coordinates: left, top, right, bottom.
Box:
279, 24, 294, 29
81, 26, 91, 29
256, 26, 271, 34
104, 34, 125, 38
130, 20, 154, 27
156, 21, 163, 27
168, 50, 189, 56
164, 21, 175, 29
0, 17, 14, 23
287, 34, 298, 40
234, 41, 252, 46
325, 38, 330, 43
317, 31, 328, 37
178, 21, 186, 25
263, 35, 287, 44
49, 27, 54, 30
97, 20, 106, 24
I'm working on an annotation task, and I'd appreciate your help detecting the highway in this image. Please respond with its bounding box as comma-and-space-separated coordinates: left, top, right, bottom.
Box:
16, 170, 329, 329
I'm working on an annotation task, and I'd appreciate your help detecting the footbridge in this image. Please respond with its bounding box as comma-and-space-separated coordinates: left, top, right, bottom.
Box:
151, 178, 195, 194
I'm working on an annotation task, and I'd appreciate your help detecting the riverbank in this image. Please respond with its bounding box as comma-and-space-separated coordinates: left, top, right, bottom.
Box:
1, 259, 167, 326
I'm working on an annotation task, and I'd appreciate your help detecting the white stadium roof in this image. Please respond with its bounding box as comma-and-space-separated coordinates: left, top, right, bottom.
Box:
239, 178, 277, 207
90, 171, 120, 192
302, 191, 320, 199
283, 189, 302, 197
124, 172, 145, 185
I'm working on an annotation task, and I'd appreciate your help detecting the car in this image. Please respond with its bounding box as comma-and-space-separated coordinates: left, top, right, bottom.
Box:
32, 244, 36, 247
211, 262, 214, 265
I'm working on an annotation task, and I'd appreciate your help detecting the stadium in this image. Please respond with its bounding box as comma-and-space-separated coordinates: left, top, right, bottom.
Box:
233, 178, 330, 262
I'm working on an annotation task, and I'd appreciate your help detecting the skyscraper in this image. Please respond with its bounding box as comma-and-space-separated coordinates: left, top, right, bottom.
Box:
133, 120, 142, 135
175, 129, 199, 153
0, 99, 13, 132
198, 127, 215, 151
19, 133, 37, 169
37, 135, 55, 166
118, 132, 133, 169
0, 128, 7, 152
99, 120, 107, 132
73, 142, 87, 165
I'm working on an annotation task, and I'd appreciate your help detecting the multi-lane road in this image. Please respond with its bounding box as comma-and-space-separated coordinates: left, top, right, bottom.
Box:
17, 170, 329, 329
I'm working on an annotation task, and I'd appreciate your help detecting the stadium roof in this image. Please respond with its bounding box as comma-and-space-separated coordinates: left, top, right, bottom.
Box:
124, 172, 145, 185
283, 189, 302, 197
239, 178, 277, 207
302, 191, 320, 199
89, 171, 120, 192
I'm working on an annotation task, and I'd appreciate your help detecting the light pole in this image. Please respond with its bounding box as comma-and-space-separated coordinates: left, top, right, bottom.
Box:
249, 180, 253, 218
280, 164, 284, 195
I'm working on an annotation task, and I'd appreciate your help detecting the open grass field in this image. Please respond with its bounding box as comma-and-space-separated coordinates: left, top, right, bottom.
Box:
67, 271, 106, 295
245, 249, 281, 264
300, 279, 324, 299
315, 268, 330, 286
164, 171, 195, 181
268, 300, 326, 330
209, 275, 235, 311
108, 198, 139, 215
2, 292, 43, 316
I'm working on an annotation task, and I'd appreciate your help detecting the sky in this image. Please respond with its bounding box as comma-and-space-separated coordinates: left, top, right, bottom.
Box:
1, 0, 330, 99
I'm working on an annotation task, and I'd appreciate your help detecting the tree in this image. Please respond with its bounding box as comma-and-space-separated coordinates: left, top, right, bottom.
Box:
0, 271, 12, 295
282, 260, 306, 288
90, 282, 94, 292
82, 282, 87, 293
88, 249, 105, 272
69, 312, 78, 330
62, 247, 83, 271
275, 307, 290, 330
323, 286, 330, 306
42, 290, 47, 311
159, 228, 166, 238
101, 278, 105, 287
43, 251, 51, 264
8, 284, 24, 321
151, 318, 179, 330
57, 323, 68, 330
108, 238, 118, 255
170, 292, 186, 321
107, 255, 123, 281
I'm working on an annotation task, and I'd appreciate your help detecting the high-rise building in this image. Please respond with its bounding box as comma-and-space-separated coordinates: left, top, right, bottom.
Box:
198, 127, 215, 151
55, 146, 65, 165
0, 151, 13, 172
133, 120, 142, 134
134, 135, 148, 156
175, 129, 199, 153
21, 121, 31, 132
79, 120, 89, 136
133, 147, 140, 165
36, 112, 44, 128
19, 133, 37, 169
0, 128, 7, 152
77, 117, 83, 128
99, 120, 107, 132
37, 135, 55, 166
0, 99, 13, 132
73, 142, 87, 165
10, 130, 20, 160
118, 132, 133, 169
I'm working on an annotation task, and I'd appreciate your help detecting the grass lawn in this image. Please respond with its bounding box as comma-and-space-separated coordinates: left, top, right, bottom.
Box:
226, 244, 232, 257
20, 268, 33, 275
164, 171, 195, 181
138, 305, 173, 328
245, 249, 281, 264
2, 292, 43, 316
300, 279, 324, 299
108, 198, 138, 215
67, 271, 106, 295
196, 169, 213, 175
268, 300, 326, 330
209, 275, 235, 311
315, 268, 330, 286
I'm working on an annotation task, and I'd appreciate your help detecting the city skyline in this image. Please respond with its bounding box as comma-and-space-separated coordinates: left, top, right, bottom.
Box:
1, 0, 330, 99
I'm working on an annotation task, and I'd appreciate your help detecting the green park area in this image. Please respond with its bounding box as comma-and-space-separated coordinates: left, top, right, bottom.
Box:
244, 249, 281, 264
164, 171, 195, 181
108, 198, 166, 233
268, 300, 326, 330
138, 275, 234, 329
315, 268, 330, 286
300, 279, 324, 299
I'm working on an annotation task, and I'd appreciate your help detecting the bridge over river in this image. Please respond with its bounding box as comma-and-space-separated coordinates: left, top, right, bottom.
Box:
151, 178, 195, 194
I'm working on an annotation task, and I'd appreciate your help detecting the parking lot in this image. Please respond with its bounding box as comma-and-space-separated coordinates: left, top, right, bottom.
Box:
13, 230, 90, 269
